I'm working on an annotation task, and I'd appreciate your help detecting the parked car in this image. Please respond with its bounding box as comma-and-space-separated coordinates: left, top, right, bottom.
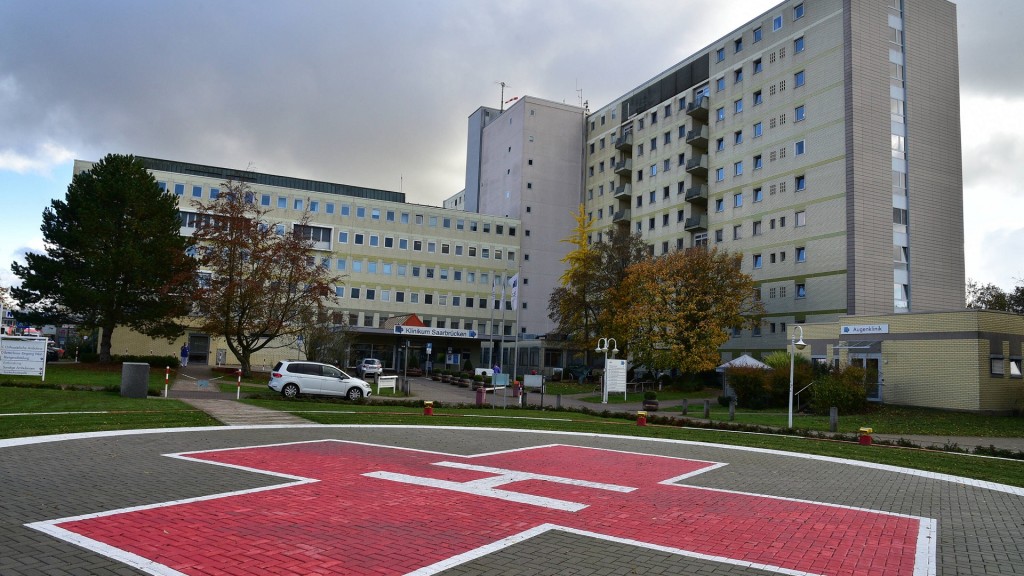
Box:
268, 360, 372, 400
357, 358, 383, 378
46, 344, 64, 362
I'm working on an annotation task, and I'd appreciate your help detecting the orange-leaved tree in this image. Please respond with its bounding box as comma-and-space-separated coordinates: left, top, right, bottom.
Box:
606, 247, 764, 374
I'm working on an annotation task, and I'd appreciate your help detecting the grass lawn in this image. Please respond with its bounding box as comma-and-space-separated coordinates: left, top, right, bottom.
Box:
651, 402, 1024, 436
0, 386, 219, 438
1, 362, 171, 393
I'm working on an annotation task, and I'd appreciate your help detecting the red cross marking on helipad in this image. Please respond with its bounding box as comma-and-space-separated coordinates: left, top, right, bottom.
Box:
32, 441, 935, 575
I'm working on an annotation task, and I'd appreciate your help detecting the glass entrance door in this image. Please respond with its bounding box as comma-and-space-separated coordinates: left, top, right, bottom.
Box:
851, 354, 882, 401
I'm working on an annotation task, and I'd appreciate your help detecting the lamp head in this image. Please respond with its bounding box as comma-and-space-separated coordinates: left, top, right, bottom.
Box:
794, 338, 806, 350
595, 346, 603, 353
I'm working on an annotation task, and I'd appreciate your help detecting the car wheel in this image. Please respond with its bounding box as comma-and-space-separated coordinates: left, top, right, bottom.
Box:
282, 383, 299, 399
346, 387, 364, 401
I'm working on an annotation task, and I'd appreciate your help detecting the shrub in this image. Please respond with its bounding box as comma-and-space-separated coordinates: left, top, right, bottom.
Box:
462, 358, 474, 372
726, 367, 773, 409
717, 395, 732, 407
644, 390, 658, 400
810, 365, 869, 415
111, 354, 179, 368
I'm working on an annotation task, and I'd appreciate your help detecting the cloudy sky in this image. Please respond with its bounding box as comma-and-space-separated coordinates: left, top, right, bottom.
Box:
1, 0, 1022, 293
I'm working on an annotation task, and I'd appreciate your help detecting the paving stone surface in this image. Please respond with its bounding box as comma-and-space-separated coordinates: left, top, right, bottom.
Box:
2, 426, 1022, 575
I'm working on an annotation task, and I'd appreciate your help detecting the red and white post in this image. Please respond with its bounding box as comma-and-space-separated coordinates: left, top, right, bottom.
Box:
164, 366, 170, 398
236, 369, 242, 400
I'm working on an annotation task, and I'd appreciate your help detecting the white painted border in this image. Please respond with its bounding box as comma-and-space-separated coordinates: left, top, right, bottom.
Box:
3, 424, 1022, 497
25, 439, 939, 576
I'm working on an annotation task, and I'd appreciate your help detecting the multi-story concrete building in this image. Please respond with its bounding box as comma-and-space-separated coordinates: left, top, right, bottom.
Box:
78, 158, 522, 372
454, 96, 585, 370
581, 0, 964, 359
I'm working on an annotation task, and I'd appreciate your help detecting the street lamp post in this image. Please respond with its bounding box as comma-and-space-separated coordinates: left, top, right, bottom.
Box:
788, 325, 806, 428
595, 337, 619, 404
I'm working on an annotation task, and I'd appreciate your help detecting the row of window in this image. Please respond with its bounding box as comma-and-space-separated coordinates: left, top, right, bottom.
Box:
716, 37, 806, 91
713, 209, 807, 242
336, 287, 520, 312
714, 74, 806, 125
752, 246, 807, 269
333, 259, 520, 288
336, 232, 516, 261
167, 183, 516, 237
715, 3, 804, 62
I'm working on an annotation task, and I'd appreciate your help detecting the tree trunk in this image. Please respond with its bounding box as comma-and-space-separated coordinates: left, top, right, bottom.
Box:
98, 324, 115, 363
238, 351, 253, 378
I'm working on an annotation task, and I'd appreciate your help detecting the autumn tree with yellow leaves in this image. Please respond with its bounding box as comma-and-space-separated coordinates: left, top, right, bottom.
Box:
604, 247, 764, 374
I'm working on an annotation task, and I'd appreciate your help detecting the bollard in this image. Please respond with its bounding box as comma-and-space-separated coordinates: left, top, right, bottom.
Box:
858, 427, 873, 446
636, 411, 647, 426
681, 398, 688, 415
703, 399, 711, 419
475, 386, 486, 407
829, 407, 839, 433
729, 399, 736, 421
423, 401, 434, 416
164, 366, 170, 398
556, 394, 562, 410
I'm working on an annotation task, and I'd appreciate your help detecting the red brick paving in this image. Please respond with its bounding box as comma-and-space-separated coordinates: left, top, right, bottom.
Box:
55, 441, 928, 575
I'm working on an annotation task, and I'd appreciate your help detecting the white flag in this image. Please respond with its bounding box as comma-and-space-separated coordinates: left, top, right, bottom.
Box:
508, 274, 519, 308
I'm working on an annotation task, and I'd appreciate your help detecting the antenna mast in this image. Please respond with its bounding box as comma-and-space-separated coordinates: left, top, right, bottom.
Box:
497, 81, 510, 112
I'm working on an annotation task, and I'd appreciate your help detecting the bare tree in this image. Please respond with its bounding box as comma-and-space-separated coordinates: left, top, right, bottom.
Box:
190, 181, 339, 376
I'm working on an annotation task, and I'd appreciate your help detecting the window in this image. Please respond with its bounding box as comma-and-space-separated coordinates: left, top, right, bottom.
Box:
773, 15, 783, 30
354, 233, 365, 245
715, 167, 725, 182
716, 77, 726, 91
338, 231, 349, 244
796, 210, 806, 227
795, 70, 805, 87
733, 225, 742, 240
794, 36, 805, 53
991, 357, 1006, 376
796, 283, 806, 298
734, 161, 743, 176
753, 122, 763, 138
734, 69, 743, 84
357, 206, 366, 218
715, 198, 725, 212
753, 58, 762, 74
795, 174, 806, 190
650, 164, 657, 177
277, 196, 287, 209
650, 190, 657, 204
650, 110, 657, 124
716, 47, 725, 62
752, 221, 762, 236
753, 26, 763, 43
716, 107, 725, 122
734, 192, 743, 207
795, 104, 805, 122
734, 130, 743, 144
191, 185, 203, 198
753, 155, 763, 170
259, 193, 270, 206
734, 38, 743, 53
636, 195, 643, 208
715, 229, 724, 242
716, 138, 725, 151
326, 203, 335, 214
734, 98, 743, 113
664, 131, 671, 145
753, 187, 763, 202
350, 288, 360, 299
795, 140, 805, 156
753, 254, 762, 269
796, 247, 806, 262
794, 3, 804, 19
369, 235, 380, 247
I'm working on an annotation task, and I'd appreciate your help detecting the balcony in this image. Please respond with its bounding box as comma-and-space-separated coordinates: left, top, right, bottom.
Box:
613, 158, 633, 176
685, 154, 708, 177
684, 214, 708, 231
613, 183, 632, 199
614, 132, 633, 152
612, 209, 631, 224
684, 184, 708, 204
685, 125, 709, 148
686, 95, 709, 120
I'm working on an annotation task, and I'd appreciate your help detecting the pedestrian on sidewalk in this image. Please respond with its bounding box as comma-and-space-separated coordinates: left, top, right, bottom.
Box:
180, 343, 190, 367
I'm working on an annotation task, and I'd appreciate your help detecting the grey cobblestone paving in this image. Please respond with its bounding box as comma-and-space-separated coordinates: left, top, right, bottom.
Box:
1, 426, 1022, 575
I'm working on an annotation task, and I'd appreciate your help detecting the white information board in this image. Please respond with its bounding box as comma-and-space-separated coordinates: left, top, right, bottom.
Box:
0, 336, 48, 379
605, 359, 627, 396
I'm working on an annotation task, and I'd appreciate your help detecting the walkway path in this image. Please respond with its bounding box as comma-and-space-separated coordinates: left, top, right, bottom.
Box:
168, 364, 310, 426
